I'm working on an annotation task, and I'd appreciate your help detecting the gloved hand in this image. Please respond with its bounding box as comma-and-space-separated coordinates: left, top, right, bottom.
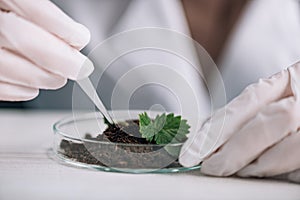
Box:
179, 61, 300, 183
0, 0, 94, 101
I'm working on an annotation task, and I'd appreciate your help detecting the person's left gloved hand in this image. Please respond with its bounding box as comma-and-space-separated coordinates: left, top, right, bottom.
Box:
179, 61, 300, 183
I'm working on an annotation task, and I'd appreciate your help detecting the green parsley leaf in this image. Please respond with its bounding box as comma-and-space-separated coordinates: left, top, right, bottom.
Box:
139, 112, 190, 144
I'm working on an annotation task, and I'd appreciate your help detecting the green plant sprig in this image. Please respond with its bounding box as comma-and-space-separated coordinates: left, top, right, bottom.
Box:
139, 112, 190, 144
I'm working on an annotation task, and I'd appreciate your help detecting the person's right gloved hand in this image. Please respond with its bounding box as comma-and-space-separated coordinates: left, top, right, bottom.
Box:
0, 0, 94, 101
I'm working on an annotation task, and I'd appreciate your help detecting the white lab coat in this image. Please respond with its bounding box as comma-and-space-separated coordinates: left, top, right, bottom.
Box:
29, 0, 300, 118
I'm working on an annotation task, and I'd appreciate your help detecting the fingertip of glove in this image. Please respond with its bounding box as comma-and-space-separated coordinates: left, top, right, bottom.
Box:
44, 76, 67, 90
0, 81, 41, 101
72, 58, 94, 80
179, 148, 201, 168
13, 87, 40, 101
70, 23, 91, 50
179, 131, 209, 167
179, 156, 199, 168
24, 89, 39, 101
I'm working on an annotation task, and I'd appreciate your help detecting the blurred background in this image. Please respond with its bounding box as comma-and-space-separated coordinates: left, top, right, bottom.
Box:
1, 0, 299, 111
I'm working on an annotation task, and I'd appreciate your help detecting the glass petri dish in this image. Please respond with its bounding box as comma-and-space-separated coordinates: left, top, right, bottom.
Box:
53, 110, 201, 173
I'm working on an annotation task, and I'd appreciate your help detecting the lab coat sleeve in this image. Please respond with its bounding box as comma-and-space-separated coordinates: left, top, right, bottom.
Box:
218, 0, 300, 102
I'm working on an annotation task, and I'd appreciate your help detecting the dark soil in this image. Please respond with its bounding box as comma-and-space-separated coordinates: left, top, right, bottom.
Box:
59, 120, 182, 169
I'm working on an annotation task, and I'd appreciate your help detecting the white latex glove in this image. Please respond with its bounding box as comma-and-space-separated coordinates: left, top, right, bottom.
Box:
0, 0, 94, 101
180, 61, 300, 183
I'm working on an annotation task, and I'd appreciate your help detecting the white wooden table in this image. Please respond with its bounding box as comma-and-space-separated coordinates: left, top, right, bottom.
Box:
0, 110, 299, 200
